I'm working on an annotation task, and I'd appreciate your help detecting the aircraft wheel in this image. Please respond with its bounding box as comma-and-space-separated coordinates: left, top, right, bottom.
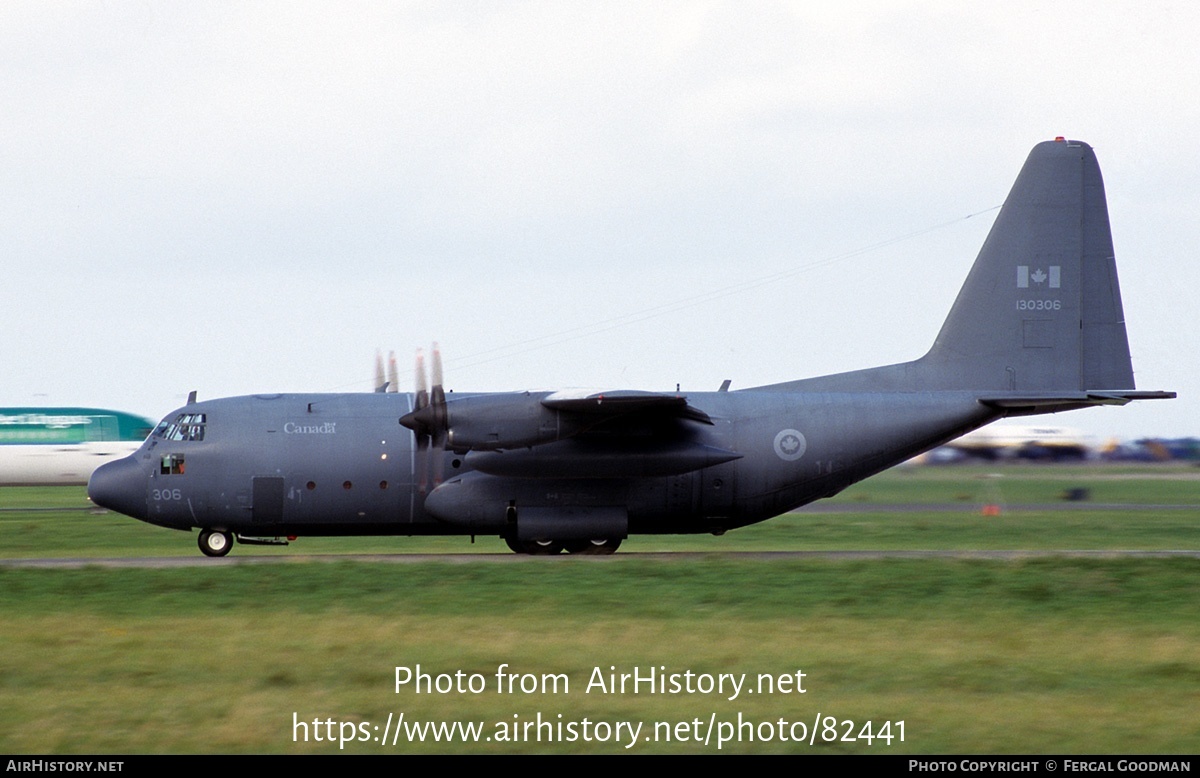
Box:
198, 529, 234, 557
503, 536, 563, 555
564, 538, 622, 555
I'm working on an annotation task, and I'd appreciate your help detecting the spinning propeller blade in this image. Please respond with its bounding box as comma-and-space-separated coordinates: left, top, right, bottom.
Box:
386, 351, 398, 394
374, 351, 387, 393
399, 344, 448, 493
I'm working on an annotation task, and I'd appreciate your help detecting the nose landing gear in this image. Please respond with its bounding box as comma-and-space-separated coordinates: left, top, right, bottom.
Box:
198, 529, 234, 557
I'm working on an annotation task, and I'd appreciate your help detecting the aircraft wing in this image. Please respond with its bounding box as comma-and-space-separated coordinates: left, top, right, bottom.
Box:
455, 390, 737, 479
541, 389, 714, 424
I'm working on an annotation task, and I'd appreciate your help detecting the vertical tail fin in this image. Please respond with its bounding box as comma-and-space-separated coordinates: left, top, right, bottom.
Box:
925, 138, 1133, 392
761, 139, 1171, 405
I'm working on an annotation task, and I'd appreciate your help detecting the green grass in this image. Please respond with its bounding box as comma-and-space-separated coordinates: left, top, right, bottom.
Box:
2, 466, 1198, 753
829, 462, 1200, 505
2, 559, 1199, 753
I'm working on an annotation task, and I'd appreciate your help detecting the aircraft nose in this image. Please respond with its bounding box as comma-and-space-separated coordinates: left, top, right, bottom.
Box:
88, 457, 148, 520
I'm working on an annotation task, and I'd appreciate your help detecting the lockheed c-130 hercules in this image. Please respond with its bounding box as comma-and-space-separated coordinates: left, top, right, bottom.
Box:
88, 139, 1174, 556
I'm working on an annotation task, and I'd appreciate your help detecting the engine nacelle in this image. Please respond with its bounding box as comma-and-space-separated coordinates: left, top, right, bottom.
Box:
443, 393, 587, 452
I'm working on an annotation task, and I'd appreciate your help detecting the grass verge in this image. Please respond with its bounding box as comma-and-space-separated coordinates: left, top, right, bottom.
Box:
1, 558, 1198, 753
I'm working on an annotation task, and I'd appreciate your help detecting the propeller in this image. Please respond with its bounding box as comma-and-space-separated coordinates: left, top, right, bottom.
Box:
374, 350, 401, 393
374, 351, 387, 393
399, 343, 448, 493
386, 350, 398, 394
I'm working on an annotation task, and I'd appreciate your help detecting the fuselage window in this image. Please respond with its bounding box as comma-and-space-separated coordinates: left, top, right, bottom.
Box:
160, 454, 185, 475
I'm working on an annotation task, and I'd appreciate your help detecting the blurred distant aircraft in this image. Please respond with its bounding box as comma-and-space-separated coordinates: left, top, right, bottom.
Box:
927, 424, 1092, 462
0, 408, 155, 486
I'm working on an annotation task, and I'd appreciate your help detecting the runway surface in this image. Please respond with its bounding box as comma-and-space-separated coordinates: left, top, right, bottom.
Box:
4, 549, 1200, 568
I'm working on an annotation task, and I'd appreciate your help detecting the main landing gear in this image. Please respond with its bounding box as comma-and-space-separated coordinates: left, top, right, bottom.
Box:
504, 536, 622, 555
564, 538, 622, 555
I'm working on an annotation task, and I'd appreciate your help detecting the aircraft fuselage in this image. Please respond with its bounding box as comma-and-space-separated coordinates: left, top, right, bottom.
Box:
92, 389, 998, 542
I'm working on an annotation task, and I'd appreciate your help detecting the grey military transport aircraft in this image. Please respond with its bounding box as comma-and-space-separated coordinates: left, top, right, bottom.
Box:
88, 139, 1173, 556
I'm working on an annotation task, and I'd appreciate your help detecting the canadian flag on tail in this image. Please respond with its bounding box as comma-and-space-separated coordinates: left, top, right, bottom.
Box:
1016, 265, 1060, 288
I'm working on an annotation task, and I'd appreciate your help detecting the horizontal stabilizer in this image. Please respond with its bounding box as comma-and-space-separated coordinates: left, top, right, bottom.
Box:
980, 390, 1176, 412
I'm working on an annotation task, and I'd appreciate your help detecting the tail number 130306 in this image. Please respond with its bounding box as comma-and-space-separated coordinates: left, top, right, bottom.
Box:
1016, 299, 1061, 311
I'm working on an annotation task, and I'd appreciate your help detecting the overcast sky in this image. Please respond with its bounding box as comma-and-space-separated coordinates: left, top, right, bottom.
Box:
2, 1, 1195, 441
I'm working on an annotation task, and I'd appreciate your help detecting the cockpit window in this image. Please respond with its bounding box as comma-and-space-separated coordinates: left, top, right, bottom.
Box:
153, 413, 207, 442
